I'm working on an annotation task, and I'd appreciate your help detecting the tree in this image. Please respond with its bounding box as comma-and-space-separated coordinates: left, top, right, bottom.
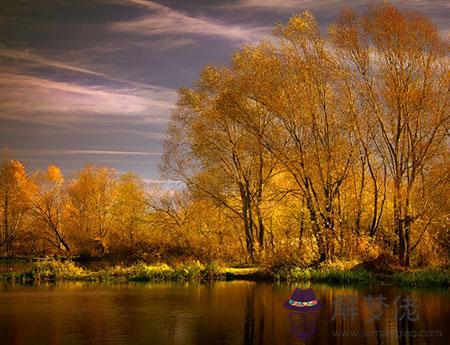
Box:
0, 156, 30, 255
162, 5, 448, 266
110, 172, 147, 245
329, 4, 449, 266
29, 165, 70, 253
162, 66, 278, 261
66, 164, 116, 254
227, 13, 356, 262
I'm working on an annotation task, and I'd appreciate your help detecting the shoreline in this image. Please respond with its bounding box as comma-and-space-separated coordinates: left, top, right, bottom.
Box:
1, 259, 448, 288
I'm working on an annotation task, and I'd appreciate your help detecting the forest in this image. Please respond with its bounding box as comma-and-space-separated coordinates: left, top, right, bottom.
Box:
1, 4, 449, 272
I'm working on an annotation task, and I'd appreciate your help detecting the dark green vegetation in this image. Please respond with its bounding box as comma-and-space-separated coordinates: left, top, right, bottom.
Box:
391, 269, 450, 287
1, 259, 448, 287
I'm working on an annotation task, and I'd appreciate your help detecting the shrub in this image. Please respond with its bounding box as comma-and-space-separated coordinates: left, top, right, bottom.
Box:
174, 260, 205, 280
32, 259, 89, 281
129, 262, 175, 281
202, 261, 225, 280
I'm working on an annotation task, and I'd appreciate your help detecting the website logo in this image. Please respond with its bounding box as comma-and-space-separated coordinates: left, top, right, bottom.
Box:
283, 288, 322, 341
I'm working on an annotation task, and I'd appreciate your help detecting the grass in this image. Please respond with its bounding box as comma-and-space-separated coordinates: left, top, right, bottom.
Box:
273, 267, 376, 284
272, 259, 376, 284
1, 259, 225, 283
391, 269, 449, 287
1, 258, 448, 287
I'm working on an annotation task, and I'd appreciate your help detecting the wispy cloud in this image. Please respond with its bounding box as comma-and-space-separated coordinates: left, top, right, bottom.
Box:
142, 178, 180, 184
10, 148, 161, 156
0, 72, 176, 123
224, 0, 450, 11
133, 37, 197, 51
0, 47, 176, 92
0, 48, 106, 76
221, 0, 339, 11
110, 0, 271, 43
222, 0, 450, 36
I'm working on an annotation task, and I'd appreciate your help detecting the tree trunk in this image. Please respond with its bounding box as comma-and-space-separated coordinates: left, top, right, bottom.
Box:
3, 193, 9, 256
240, 184, 254, 261
394, 198, 406, 265
305, 194, 326, 262
298, 202, 305, 251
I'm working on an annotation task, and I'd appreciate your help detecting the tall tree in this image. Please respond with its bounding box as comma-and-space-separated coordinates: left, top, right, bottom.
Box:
330, 4, 449, 266
162, 66, 277, 261
111, 173, 147, 245
229, 13, 356, 262
29, 165, 70, 253
0, 157, 30, 255
66, 165, 116, 253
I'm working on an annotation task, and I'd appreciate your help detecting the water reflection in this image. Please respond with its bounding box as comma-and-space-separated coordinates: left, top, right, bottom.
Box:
0, 282, 448, 345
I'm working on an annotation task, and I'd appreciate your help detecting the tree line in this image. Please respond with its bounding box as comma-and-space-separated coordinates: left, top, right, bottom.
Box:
1, 4, 448, 268
0, 159, 145, 258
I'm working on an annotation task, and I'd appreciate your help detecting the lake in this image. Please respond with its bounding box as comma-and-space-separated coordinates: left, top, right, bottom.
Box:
0, 281, 448, 345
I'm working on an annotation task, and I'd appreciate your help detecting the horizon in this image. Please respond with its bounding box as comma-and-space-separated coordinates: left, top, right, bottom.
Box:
1, 0, 449, 183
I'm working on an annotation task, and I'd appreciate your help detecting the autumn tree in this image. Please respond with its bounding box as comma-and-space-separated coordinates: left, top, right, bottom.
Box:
162, 67, 278, 261
29, 165, 70, 253
329, 4, 449, 266
223, 13, 357, 262
66, 164, 116, 254
110, 172, 147, 245
162, 5, 448, 266
0, 156, 30, 255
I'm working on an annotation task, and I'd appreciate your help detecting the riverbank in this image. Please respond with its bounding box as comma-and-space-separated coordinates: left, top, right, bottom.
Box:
1, 259, 448, 287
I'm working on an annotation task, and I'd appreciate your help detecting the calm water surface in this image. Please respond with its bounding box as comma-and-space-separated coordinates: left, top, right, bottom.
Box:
0, 281, 448, 345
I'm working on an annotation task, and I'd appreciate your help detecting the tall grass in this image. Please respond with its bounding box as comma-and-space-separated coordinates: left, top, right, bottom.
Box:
273, 259, 376, 284
127, 263, 175, 281
273, 266, 376, 284
392, 269, 449, 287
2, 259, 226, 283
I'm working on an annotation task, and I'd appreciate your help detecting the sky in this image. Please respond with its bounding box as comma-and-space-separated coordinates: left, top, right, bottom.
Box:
0, 0, 448, 183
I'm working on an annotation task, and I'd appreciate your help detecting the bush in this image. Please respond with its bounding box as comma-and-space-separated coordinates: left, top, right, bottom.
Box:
129, 262, 175, 281
363, 253, 403, 273
174, 260, 205, 280
202, 261, 225, 280
32, 259, 89, 281
317, 259, 361, 271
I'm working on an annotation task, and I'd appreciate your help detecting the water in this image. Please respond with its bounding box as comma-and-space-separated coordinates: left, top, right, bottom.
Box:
0, 281, 448, 345
0, 261, 33, 274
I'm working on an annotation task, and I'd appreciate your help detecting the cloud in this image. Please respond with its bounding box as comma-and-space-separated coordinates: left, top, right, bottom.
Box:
0, 48, 106, 77
133, 37, 197, 50
0, 47, 177, 93
9, 148, 161, 156
224, 0, 450, 11
110, 0, 271, 43
142, 178, 180, 184
222, 0, 450, 35
0, 72, 177, 123
221, 0, 340, 11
